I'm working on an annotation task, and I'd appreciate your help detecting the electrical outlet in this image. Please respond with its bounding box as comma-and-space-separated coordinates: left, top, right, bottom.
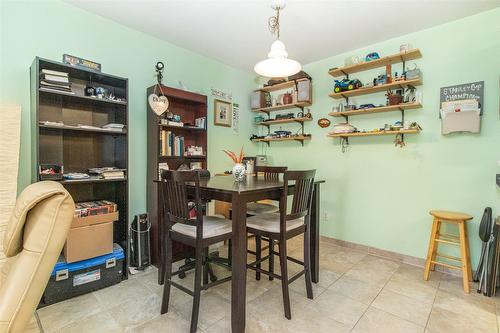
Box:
321, 212, 328, 222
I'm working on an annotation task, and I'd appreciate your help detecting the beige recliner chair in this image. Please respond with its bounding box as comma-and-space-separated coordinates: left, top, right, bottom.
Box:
0, 181, 75, 333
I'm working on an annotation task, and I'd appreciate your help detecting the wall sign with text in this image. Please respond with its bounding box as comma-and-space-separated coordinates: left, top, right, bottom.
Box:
440, 81, 484, 115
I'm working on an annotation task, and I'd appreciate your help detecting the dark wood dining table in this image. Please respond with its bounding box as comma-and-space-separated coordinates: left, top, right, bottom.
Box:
187, 175, 324, 333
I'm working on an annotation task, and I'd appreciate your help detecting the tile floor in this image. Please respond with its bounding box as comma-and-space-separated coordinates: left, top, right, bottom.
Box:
30, 237, 500, 333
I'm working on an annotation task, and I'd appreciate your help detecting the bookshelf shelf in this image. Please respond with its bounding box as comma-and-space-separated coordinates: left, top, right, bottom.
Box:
39, 124, 127, 135
58, 177, 127, 185
39, 87, 128, 106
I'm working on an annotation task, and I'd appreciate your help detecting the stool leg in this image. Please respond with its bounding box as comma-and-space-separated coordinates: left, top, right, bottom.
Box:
430, 220, 441, 271
424, 218, 439, 281
458, 221, 470, 293
464, 224, 473, 281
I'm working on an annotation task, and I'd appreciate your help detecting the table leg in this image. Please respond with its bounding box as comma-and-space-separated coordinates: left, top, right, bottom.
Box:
231, 194, 247, 333
310, 183, 320, 283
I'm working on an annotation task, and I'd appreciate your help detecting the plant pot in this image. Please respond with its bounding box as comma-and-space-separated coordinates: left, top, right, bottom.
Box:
283, 93, 293, 105
232, 163, 246, 182
388, 94, 403, 106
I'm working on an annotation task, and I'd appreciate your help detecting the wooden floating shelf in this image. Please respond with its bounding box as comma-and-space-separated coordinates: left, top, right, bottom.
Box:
251, 135, 311, 143
328, 49, 422, 77
252, 102, 311, 113
257, 78, 309, 93
328, 129, 420, 138
256, 117, 312, 126
329, 102, 422, 117
39, 88, 128, 106
329, 78, 422, 99
40, 124, 127, 135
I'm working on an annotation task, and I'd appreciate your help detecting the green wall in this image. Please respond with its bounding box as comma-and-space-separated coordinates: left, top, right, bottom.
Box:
0, 0, 256, 219
256, 8, 500, 265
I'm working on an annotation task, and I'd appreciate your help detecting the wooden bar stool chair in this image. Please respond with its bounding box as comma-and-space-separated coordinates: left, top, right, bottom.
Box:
159, 170, 232, 333
424, 210, 473, 293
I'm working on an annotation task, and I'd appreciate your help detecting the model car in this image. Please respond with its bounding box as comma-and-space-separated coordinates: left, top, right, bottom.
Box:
334, 78, 363, 93
365, 52, 380, 61
359, 104, 376, 109
273, 130, 292, 138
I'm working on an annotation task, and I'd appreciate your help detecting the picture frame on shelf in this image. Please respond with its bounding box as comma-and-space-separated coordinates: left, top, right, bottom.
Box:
214, 99, 232, 127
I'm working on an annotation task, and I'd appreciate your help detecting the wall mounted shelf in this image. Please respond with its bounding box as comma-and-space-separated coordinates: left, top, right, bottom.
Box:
329, 102, 422, 117
252, 101, 311, 114
329, 78, 422, 99
256, 117, 312, 127
328, 129, 420, 138
328, 49, 422, 77
258, 78, 309, 93
251, 135, 311, 146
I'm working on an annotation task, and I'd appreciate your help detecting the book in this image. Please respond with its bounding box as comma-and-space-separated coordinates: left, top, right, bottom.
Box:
40, 80, 71, 88
39, 86, 74, 94
41, 74, 69, 83
41, 69, 69, 77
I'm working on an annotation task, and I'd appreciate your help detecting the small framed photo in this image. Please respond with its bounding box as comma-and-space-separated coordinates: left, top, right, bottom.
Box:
214, 99, 232, 127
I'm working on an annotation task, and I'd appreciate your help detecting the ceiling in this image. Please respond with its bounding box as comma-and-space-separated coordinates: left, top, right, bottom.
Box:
66, 0, 500, 73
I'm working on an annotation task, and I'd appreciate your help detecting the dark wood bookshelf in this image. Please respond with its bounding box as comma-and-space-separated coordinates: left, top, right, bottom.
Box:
30, 57, 129, 280
147, 85, 207, 271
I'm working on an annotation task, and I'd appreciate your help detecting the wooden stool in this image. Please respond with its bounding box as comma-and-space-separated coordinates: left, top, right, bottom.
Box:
424, 210, 473, 293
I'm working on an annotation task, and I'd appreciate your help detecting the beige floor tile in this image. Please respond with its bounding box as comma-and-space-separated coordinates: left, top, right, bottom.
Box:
317, 268, 341, 288
307, 289, 368, 328
427, 290, 497, 333
56, 311, 121, 333
319, 247, 367, 275
392, 264, 441, 287
328, 276, 383, 305
438, 274, 494, 305
108, 293, 161, 330
93, 278, 153, 309
37, 293, 102, 332
173, 291, 230, 330
128, 311, 195, 333
142, 271, 193, 308
385, 274, 438, 304
372, 288, 432, 326
287, 275, 326, 299
249, 283, 314, 315
343, 255, 399, 287
204, 313, 279, 333
353, 307, 424, 333
211, 276, 270, 302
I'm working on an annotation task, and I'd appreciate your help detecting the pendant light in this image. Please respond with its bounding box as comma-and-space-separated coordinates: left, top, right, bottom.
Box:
254, 1, 301, 78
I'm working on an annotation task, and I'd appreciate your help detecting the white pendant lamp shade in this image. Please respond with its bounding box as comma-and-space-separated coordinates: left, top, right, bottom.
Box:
254, 40, 301, 78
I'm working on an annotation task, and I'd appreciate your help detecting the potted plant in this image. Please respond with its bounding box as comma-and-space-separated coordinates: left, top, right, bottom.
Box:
223, 147, 245, 182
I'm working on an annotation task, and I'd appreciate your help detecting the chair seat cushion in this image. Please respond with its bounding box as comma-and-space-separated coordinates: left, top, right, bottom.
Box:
172, 215, 232, 239
247, 213, 304, 233
246, 202, 279, 215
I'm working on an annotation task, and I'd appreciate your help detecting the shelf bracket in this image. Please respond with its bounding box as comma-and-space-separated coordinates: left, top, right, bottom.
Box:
340, 137, 349, 153
343, 115, 349, 123
341, 70, 349, 78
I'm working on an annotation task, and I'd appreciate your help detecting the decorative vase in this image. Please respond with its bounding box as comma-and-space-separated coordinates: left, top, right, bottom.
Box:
232, 163, 246, 182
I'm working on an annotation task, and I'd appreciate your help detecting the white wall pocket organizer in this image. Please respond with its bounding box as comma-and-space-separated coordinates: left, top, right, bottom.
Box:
440, 99, 480, 134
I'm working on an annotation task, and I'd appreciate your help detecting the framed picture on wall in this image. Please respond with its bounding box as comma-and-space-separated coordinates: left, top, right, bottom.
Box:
214, 99, 232, 127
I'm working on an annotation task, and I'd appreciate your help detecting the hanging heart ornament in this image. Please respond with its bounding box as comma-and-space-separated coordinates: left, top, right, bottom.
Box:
148, 93, 169, 116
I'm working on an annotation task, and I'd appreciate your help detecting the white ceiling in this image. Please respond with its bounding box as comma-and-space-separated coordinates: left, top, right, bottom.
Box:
66, 0, 500, 73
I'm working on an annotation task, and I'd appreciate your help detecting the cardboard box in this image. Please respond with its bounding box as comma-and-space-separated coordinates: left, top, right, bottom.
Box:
63, 212, 118, 263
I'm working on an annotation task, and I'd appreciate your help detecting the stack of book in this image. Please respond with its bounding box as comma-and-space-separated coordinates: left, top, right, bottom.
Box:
160, 130, 185, 156
40, 69, 73, 94
88, 167, 126, 180
74, 200, 117, 218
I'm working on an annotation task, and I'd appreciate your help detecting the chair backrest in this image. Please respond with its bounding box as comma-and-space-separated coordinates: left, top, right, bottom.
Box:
0, 104, 21, 245
254, 166, 288, 181
0, 181, 75, 333
282, 170, 316, 224
159, 170, 204, 240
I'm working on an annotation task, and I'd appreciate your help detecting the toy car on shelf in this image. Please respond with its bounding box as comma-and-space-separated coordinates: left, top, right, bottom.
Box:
333, 78, 363, 93
358, 104, 376, 109
365, 52, 380, 62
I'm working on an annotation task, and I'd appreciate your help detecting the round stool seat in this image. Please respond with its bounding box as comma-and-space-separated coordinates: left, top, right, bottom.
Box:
429, 210, 473, 221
